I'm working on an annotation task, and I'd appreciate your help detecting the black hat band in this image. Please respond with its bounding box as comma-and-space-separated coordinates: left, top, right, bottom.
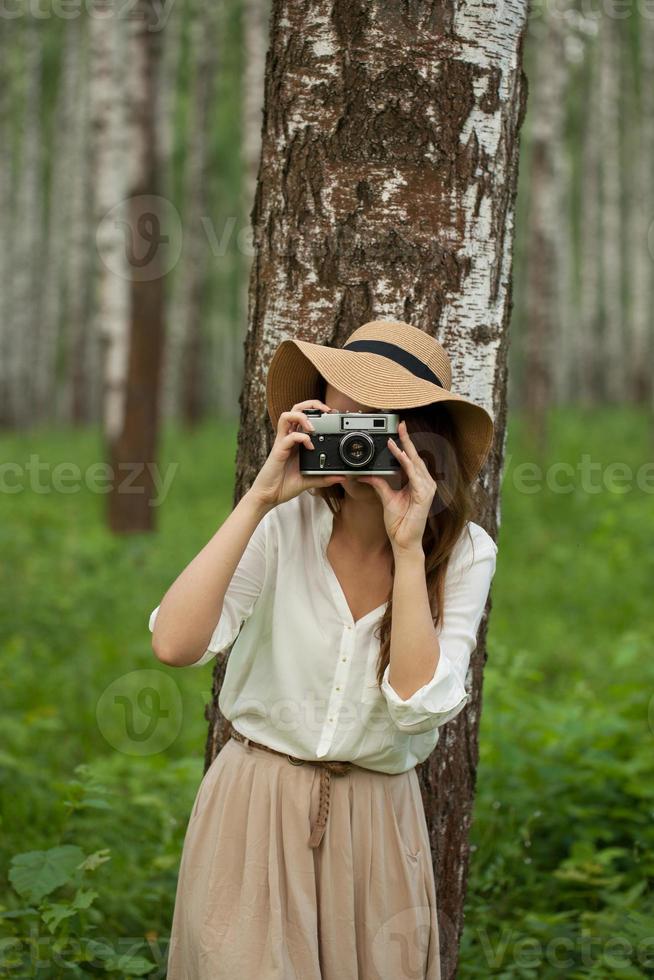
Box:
342, 339, 444, 389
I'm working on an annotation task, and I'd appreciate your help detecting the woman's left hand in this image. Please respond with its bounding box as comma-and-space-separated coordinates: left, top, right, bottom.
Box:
356, 420, 437, 555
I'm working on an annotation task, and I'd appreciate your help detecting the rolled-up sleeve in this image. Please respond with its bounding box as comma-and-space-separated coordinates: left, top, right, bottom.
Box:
149, 508, 273, 667
380, 534, 498, 734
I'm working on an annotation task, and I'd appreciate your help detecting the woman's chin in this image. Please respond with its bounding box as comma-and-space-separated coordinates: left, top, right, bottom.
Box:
342, 475, 374, 496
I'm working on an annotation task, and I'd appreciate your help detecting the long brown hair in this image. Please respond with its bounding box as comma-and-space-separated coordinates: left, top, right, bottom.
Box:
311, 375, 480, 688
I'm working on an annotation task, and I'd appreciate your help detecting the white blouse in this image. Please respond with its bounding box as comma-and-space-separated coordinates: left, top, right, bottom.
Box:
149, 490, 498, 775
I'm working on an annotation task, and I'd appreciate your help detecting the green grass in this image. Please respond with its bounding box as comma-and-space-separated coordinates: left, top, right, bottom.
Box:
1, 408, 653, 977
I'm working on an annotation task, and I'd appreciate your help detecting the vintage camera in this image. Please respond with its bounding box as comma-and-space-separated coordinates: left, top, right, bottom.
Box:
299, 410, 402, 476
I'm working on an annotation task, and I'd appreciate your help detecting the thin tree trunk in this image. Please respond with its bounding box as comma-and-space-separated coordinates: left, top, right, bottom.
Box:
523, 13, 567, 448
40, 19, 82, 422
577, 33, 601, 406
0, 24, 14, 426
238, 0, 270, 399
67, 15, 94, 426
178, 0, 221, 426
155, 0, 183, 424
106, 0, 166, 532
206, 1, 529, 974
89, 1, 131, 441
10, 20, 43, 427
628, 13, 654, 405
598, 16, 624, 403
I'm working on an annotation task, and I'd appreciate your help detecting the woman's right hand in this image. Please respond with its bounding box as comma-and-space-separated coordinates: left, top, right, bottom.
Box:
249, 400, 347, 508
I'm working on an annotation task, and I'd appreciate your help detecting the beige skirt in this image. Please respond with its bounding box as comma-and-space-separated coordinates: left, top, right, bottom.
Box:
165, 735, 441, 979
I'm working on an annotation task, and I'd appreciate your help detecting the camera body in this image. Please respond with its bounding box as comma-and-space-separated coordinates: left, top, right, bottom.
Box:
299, 409, 402, 476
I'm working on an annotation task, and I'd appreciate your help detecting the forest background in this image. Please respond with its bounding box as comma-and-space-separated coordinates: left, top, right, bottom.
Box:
1, 0, 653, 977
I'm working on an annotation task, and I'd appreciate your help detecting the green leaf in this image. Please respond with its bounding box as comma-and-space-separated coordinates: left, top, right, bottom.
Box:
8, 846, 86, 902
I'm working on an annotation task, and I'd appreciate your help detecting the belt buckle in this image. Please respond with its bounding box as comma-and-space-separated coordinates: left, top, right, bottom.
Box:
287, 755, 305, 766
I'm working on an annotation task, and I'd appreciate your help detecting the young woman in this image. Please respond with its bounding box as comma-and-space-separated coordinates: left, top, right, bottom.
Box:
149, 319, 499, 980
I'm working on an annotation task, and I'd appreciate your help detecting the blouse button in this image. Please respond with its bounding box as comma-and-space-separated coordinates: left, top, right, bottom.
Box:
341, 657, 347, 662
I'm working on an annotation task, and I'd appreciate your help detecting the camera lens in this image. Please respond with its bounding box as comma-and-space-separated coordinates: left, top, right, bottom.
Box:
339, 431, 374, 468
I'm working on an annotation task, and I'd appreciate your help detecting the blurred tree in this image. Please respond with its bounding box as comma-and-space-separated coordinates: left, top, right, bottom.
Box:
628, 12, 654, 406
523, 9, 568, 451
90, 0, 166, 533
204, 0, 529, 973
66, 17, 94, 427
9, 21, 44, 427
599, 13, 625, 403
578, 21, 602, 407
176, 0, 222, 426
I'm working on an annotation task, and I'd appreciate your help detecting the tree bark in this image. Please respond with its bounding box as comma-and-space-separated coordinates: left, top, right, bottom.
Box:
577, 30, 602, 406
627, 10, 654, 405
523, 11, 567, 449
177, 0, 221, 427
67, 16, 94, 426
598, 15, 625, 403
9, 20, 43, 428
105, 0, 167, 532
205, 1, 528, 974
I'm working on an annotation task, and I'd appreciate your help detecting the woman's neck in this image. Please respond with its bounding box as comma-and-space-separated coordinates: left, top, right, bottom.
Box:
334, 494, 391, 559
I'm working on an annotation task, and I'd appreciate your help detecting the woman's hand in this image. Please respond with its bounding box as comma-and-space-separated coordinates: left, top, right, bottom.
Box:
356, 420, 437, 555
249, 400, 347, 508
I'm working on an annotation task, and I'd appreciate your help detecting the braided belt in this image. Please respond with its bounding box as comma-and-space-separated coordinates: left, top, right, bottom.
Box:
227, 723, 354, 848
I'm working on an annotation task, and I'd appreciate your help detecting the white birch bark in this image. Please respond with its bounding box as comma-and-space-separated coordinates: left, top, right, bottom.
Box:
628, 12, 654, 404
163, 0, 220, 422
234, 0, 271, 418
523, 12, 568, 427
89, 1, 131, 441
242, 0, 270, 210
598, 15, 624, 402
578, 27, 601, 405
66, 14, 94, 425
10, 21, 44, 427
39, 19, 83, 420
0, 26, 14, 423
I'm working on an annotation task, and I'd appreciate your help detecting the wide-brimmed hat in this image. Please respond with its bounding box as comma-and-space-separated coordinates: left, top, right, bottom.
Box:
265, 319, 495, 484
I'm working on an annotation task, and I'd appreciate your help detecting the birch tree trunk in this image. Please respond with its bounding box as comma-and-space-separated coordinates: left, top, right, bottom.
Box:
238, 0, 270, 380
40, 19, 83, 422
10, 20, 44, 427
205, 1, 529, 973
627, 12, 654, 405
89, 1, 131, 439
242, 0, 269, 207
577, 30, 601, 406
67, 15, 94, 426
106, 0, 166, 532
523, 12, 567, 448
0, 24, 14, 425
598, 15, 625, 403
177, 0, 221, 426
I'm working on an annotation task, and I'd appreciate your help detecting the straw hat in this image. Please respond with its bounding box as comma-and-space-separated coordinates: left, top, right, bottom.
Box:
265, 319, 495, 484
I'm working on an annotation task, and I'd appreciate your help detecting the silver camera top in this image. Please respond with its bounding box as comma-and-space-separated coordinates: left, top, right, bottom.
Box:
307, 410, 400, 434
